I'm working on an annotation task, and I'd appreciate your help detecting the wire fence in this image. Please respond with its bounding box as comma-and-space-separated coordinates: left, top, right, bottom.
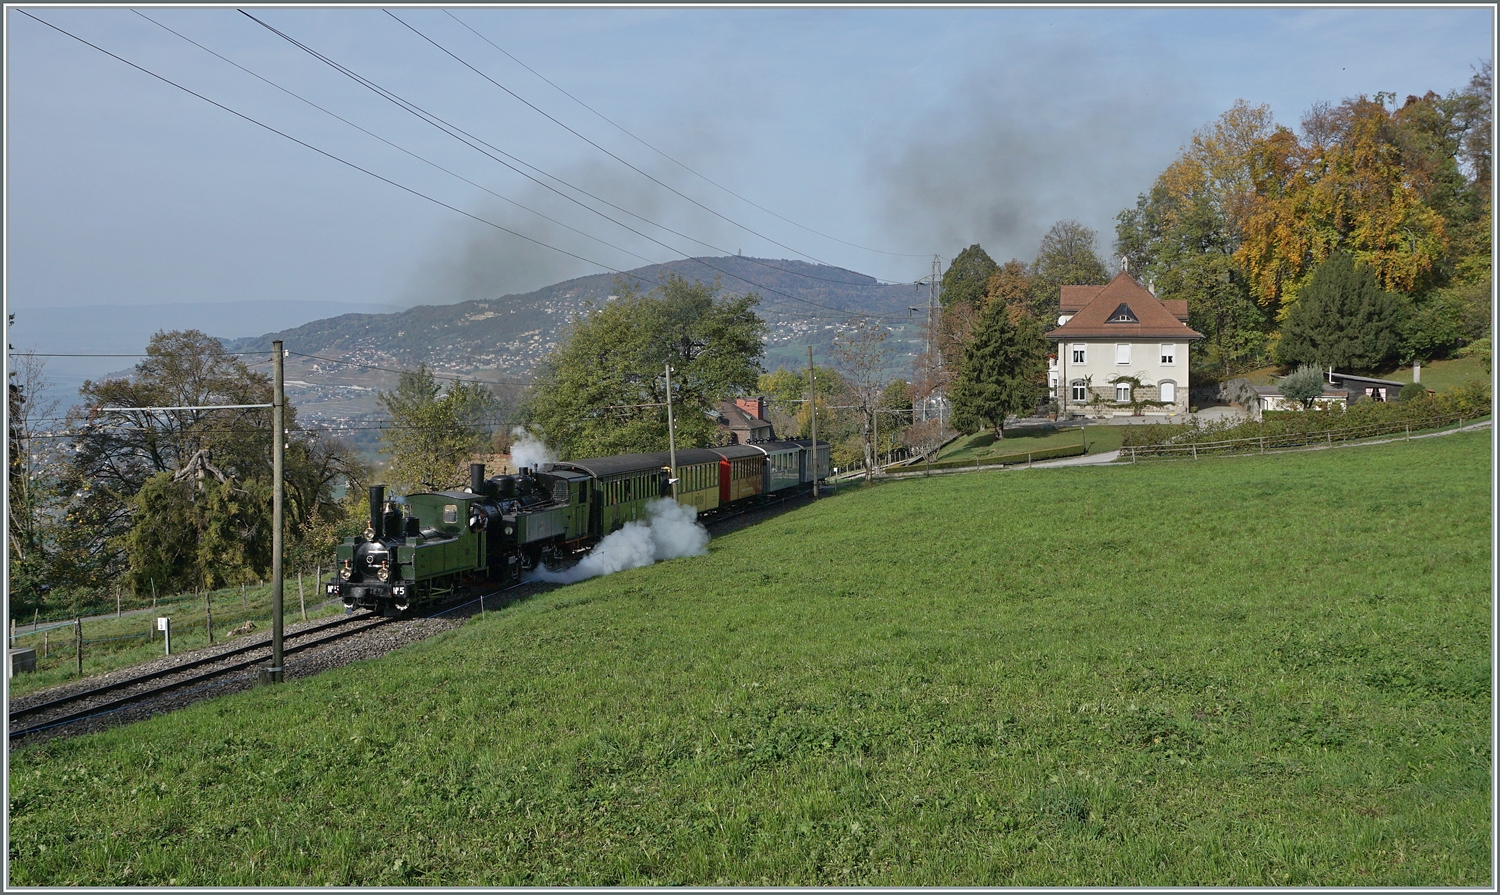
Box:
1124, 413, 1477, 462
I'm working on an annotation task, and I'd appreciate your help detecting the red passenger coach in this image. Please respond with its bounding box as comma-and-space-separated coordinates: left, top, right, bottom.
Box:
712, 444, 765, 503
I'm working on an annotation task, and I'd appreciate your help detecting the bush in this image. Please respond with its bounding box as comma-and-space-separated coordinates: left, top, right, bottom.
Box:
1121, 385, 1490, 455
1399, 381, 1431, 402
1279, 365, 1328, 408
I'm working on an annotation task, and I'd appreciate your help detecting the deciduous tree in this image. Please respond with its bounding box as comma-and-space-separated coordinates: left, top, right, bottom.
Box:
940, 244, 998, 310
831, 316, 895, 480
524, 275, 767, 459
1030, 220, 1110, 320
379, 366, 498, 493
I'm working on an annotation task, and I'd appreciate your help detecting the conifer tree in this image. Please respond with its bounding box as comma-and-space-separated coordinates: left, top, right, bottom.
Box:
948, 301, 1048, 438
1275, 252, 1407, 371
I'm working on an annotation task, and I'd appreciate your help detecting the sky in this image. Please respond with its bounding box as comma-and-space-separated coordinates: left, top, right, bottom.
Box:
4, 4, 1494, 329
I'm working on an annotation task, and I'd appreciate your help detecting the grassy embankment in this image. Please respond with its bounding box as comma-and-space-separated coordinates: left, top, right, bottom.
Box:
936, 424, 1124, 463
7, 581, 343, 697
1235, 354, 1486, 392
8, 430, 1491, 886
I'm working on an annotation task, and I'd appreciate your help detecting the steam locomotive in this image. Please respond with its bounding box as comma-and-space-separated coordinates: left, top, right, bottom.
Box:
327, 439, 830, 616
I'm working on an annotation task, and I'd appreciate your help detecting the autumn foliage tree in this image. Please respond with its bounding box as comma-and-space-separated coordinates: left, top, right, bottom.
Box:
1117, 69, 1490, 375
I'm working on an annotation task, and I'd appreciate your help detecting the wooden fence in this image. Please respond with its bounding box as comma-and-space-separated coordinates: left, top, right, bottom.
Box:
1125, 413, 1476, 462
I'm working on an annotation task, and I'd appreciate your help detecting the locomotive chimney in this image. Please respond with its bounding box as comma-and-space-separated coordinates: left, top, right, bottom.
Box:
470, 463, 485, 494
368, 485, 385, 538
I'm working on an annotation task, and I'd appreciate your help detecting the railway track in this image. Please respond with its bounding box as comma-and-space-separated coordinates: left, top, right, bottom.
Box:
8, 496, 807, 746
8, 611, 392, 741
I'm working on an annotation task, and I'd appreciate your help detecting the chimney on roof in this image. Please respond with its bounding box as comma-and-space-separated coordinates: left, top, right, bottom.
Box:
735, 396, 767, 420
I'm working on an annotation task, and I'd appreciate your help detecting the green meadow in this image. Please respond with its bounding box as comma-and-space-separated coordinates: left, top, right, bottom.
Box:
7, 430, 1491, 886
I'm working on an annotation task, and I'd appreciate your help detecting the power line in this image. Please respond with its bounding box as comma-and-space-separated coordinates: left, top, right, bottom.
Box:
443, 9, 928, 262
239, 11, 917, 319
385, 10, 915, 283
131, 9, 671, 276
16, 8, 917, 389
14, 10, 662, 295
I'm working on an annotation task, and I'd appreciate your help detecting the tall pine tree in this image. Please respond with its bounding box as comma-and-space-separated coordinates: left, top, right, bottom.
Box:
1275, 251, 1407, 371
949, 301, 1048, 438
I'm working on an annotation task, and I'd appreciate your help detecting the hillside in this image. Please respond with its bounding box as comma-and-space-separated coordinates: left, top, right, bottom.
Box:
220, 257, 922, 426
8, 431, 1491, 886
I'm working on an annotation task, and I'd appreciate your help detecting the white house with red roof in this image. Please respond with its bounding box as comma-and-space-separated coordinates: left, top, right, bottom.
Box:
1045, 272, 1203, 418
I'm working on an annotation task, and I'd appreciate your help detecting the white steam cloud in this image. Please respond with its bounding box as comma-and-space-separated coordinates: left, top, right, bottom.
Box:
530, 498, 710, 585
509, 427, 557, 472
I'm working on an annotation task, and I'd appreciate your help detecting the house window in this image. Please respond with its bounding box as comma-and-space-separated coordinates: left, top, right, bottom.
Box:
1070, 380, 1087, 402
1071, 345, 1086, 364
1107, 303, 1138, 323
1160, 380, 1177, 403
1116, 343, 1131, 364
1116, 383, 1132, 402
1160, 344, 1175, 365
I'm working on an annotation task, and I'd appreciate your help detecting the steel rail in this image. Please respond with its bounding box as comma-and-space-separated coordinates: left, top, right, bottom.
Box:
8, 615, 391, 739
9, 613, 371, 724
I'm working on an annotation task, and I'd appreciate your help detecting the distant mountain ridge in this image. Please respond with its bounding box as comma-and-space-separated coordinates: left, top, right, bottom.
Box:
224, 256, 923, 377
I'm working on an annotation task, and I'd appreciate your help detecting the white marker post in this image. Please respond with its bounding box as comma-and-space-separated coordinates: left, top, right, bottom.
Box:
157, 617, 171, 656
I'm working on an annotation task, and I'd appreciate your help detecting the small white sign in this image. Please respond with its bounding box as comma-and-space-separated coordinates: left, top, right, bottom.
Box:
157, 617, 169, 631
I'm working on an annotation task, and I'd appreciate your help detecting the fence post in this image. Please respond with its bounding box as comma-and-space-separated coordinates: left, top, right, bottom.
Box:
1192, 443, 1198, 460
242, 582, 248, 610
1260, 436, 1265, 454
1326, 431, 1332, 446
205, 589, 214, 646
74, 618, 82, 676
298, 571, 306, 622
1131, 447, 1137, 464
9, 618, 14, 647
151, 578, 157, 609
1406, 423, 1410, 441
43, 630, 49, 658
116, 584, 121, 618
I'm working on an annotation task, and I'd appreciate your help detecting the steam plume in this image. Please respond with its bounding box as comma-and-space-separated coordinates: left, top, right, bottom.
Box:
509, 426, 557, 471
530, 498, 709, 584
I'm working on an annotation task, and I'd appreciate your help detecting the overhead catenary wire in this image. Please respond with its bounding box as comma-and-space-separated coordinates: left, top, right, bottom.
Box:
443, 9, 928, 262
18, 10, 920, 335
14, 11, 667, 298
132, 8, 673, 276
238, 10, 918, 320
384, 10, 918, 284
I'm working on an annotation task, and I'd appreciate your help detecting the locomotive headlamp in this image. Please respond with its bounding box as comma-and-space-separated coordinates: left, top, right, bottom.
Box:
377, 561, 390, 582
363, 526, 377, 542
504, 525, 514, 535
339, 560, 352, 581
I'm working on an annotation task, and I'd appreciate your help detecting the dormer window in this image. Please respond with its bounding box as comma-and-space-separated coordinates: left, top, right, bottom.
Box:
1106, 303, 1138, 323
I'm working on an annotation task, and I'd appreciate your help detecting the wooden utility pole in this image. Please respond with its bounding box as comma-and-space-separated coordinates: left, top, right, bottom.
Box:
267, 341, 286, 683
665, 363, 678, 500
809, 346, 818, 500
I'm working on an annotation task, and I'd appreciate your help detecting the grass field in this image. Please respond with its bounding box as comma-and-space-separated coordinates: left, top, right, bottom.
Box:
1235, 355, 1486, 393
7, 581, 344, 698
937, 423, 1124, 462
7, 430, 1491, 886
